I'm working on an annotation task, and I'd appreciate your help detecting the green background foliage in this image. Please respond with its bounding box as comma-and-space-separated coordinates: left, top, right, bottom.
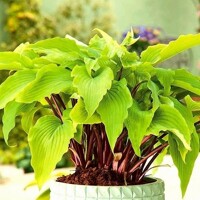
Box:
0, 0, 115, 51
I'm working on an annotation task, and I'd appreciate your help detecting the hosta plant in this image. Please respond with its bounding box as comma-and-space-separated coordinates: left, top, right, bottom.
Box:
0, 30, 200, 197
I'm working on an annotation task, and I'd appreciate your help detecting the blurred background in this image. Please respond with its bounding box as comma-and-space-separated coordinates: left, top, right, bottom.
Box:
0, 0, 200, 199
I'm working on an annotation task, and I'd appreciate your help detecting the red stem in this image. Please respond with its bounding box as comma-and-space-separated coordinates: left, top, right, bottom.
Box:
68, 147, 81, 166
93, 125, 103, 168
141, 135, 153, 145
128, 142, 168, 174
105, 151, 113, 169
51, 95, 63, 120
117, 142, 132, 173
45, 97, 60, 119
131, 81, 147, 97
139, 151, 160, 181
140, 136, 157, 170
54, 94, 66, 110
70, 140, 86, 167
86, 128, 95, 166
71, 99, 77, 107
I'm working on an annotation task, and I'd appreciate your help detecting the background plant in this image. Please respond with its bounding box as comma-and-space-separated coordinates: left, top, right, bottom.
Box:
0, 0, 56, 51
0, 0, 115, 50
56, 0, 115, 44
192, 0, 200, 33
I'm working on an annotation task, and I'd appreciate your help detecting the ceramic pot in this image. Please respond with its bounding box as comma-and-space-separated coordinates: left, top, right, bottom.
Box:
50, 177, 165, 200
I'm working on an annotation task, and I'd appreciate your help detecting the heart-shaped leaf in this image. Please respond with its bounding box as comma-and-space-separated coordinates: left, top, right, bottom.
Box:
29, 115, 75, 187
169, 131, 199, 197
97, 79, 132, 150
2, 101, 35, 145
125, 99, 155, 156
72, 65, 114, 117
147, 104, 191, 159
16, 64, 73, 103
0, 70, 36, 109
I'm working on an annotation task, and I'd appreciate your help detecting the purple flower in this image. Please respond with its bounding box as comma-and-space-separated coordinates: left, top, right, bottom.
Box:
123, 26, 162, 45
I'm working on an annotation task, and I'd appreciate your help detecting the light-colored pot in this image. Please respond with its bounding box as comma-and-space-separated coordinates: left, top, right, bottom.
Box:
50, 177, 165, 200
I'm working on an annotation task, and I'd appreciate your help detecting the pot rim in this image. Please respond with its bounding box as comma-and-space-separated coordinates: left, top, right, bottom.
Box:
50, 176, 164, 188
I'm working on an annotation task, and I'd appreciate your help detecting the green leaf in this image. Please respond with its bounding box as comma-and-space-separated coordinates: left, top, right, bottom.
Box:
36, 50, 80, 67
70, 98, 101, 124
97, 79, 132, 150
155, 68, 175, 95
159, 96, 195, 160
84, 57, 98, 75
28, 37, 86, 69
147, 80, 160, 110
0, 70, 36, 109
169, 131, 199, 197
169, 97, 194, 133
16, 64, 73, 103
74, 124, 83, 144
14, 43, 38, 59
94, 28, 114, 43
36, 189, 50, 200
141, 34, 200, 65
121, 68, 136, 88
172, 69, 200, 95
121, 30, 139, 46
184, 95, 200, 111
134, 63, 153, 82
120, 51, 139, 69
159, 96, 174, 106
140, 44, 166, 63
21, 106, 41, 133
0, 52, 33, 70
24, 179, 38, 190
72, 65, 114, 117
147, 104, 191, 156
29, 37, 80, 53
29, 115, 75, 187
2, 101, 35, 145
97, 56, 118, 75
88, 35, 106, 57
95, 29, 125, 57
125, 99, 155, 155
157, 34, 200, 64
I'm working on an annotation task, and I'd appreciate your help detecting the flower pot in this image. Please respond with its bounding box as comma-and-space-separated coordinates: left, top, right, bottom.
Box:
50, 177, 165, 200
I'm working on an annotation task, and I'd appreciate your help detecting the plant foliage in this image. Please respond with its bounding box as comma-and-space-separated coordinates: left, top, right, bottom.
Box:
0, 0, 115, 171
0, 30, 200, 197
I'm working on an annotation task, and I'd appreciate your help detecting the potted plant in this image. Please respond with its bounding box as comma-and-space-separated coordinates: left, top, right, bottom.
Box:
0, 30, 200, 200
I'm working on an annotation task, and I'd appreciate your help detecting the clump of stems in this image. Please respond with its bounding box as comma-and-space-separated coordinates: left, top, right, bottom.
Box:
46, 93, 168, 185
